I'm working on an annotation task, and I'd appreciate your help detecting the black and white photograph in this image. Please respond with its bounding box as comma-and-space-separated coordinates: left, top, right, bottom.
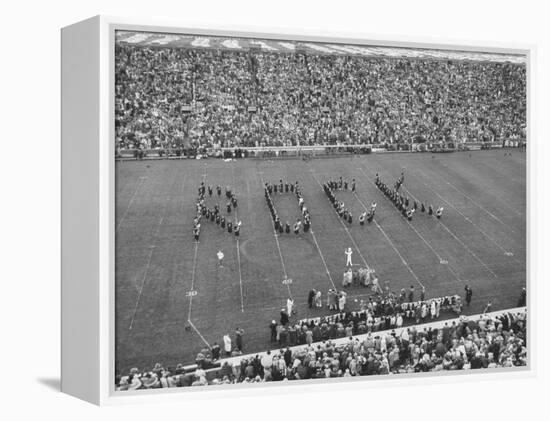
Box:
113, 29, 528, 392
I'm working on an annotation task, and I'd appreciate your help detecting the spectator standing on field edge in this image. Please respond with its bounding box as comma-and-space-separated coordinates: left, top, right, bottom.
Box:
465, 285, 473, 306
235, 327, 244, 352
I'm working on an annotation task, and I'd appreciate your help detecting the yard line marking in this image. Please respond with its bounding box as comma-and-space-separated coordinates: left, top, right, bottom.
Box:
310, 229, 337, 290
441, 177, 519, 235
231, 163, 245, 313
188, 167, 208, 321
256, 169, 292, 300
399, 184, 499, 279
236, 242, 244, 313
128, 216, 164, 331
356, 167, 462, 283
413, 168, 522, 264
116, 176, 146, 233
351, 189, 428, 288
435, 221, 499, 278
187, 240, 200, 321
307, 166, 371, 272
358, 166, 498, 279
436, 160, 524, 218
188, 319, 211, 349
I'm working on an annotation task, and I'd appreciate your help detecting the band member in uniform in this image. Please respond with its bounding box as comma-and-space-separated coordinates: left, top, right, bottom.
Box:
413, 201, 418, 211
285, 182, 289, 193
367, 211, 374, 223
226, 201, 232, 213
215, 214, 221, 225
285, 221, 290, 234
421, 203, 426, 213
428, 205, 434, 216
279, 179, 283, 194
216, 185, 222, 197
359, 211, 366, 225
193, 224, 200, 241
234, 221, 241, 236
344, 180, 348, 190
293, 220, 302, 235
347, 212, 352, 224
435, 207, 444, 219
208, 185, 213, 197
227, 221, 233, 233
225, 186, 232, 199
220, 216, 226, 228
407, 208, 415, 221
370, 201, 377, 215
303, 215, 311, 232
351, 179, 356, 192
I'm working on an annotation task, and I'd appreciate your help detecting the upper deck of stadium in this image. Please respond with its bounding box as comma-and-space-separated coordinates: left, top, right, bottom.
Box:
116, 31, 526, 65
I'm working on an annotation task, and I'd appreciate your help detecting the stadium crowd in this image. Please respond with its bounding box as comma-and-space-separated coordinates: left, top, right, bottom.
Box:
115, 310, 526, 390
115, 44, 526, 152
271, 293, 463, 348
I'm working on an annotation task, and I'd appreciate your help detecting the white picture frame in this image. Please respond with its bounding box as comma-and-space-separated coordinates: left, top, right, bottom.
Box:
61, 15, 534, 405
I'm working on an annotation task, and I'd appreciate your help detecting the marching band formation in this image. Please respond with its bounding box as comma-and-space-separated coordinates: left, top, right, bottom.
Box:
193, 181, 242, 242
194, 171, 444, 241
263, 179, 312, 234
192, 171, 448, 322
375, 172, 443, 221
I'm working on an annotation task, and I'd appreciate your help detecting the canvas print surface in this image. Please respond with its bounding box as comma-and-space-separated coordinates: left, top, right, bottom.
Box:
114, 30, 527, 391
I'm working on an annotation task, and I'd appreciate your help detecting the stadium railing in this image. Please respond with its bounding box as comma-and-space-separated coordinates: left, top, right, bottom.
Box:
115, 140, 525, 161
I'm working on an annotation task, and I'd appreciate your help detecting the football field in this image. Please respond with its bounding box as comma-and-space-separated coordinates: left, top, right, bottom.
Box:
115, 150, 526, 373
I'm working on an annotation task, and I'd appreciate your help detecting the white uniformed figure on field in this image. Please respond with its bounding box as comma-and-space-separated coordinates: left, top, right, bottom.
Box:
345, 247, 353, 266
286, 297, 294, 316
217, 250, 224, 267
223, 334, 232, 356
342, 268, 353, 287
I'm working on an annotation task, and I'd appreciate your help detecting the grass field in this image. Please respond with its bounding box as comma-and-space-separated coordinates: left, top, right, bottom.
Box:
115, 150, 526, 374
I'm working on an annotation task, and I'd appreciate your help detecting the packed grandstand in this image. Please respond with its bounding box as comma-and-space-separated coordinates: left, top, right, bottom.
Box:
115, 34, 526, 155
